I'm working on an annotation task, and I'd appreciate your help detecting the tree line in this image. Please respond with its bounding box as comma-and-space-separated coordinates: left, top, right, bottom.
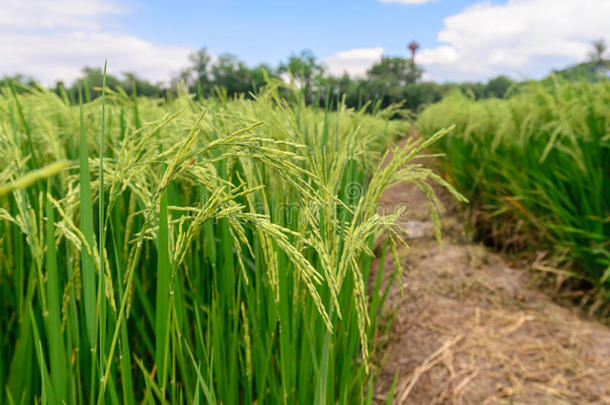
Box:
4, 42, 608, 112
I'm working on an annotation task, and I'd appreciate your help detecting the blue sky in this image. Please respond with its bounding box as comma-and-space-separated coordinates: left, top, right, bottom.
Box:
1, 0, 609, 85
117, 0, 478, 64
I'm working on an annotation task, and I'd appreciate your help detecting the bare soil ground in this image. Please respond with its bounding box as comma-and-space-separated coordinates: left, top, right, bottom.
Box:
371, 145, 610, 404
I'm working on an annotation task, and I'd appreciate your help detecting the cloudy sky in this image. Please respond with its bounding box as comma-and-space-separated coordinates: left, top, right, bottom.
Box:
2, 0, 609, 85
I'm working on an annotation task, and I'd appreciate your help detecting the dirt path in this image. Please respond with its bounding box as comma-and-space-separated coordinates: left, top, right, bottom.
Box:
371, 148, 610, 404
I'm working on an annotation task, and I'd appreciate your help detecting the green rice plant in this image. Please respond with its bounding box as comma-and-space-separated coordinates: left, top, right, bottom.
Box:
419, 78, 610, 304
0, 75, 458, 404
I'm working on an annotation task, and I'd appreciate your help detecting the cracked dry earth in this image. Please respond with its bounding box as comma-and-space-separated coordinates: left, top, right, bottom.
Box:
370, 156, 610, 404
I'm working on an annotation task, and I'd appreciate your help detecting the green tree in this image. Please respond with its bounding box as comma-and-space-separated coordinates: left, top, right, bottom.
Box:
367, 56, 423, 86
177, 48, 213, 95
71, 67, 122, 99
552, 40, 609, 82
210, 53, 254, 95
248, 64, 276, 93
2, 74, 36, 87
122, 72, 162, 98
484, 75, 514, 98
175, 48, 276, 98
403, 82, 455, 111
279, 50, 324, 101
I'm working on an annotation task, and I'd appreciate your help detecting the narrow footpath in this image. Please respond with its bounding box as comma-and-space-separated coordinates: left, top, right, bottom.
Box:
371, 142, 610, 404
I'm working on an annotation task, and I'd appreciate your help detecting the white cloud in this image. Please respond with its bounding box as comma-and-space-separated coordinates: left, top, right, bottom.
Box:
418, 0, 610, 81
323, 47, 384, 77
0, 0, 126, 30
379, 0, 435, 4
417, 46, 458, 65
0, 33, 192, 86
0, 0, 193, 85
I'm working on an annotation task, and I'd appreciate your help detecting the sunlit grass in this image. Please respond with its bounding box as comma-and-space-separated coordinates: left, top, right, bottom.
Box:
419, 79, 610, 305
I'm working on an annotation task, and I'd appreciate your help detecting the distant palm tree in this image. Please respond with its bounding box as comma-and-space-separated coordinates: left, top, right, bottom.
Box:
589, 39, 607, 64
408, 41, 419, 61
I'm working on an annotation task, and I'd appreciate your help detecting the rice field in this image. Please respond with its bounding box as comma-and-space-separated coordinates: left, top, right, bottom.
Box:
418, 79, 610, 307
0, 75, 460, 404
